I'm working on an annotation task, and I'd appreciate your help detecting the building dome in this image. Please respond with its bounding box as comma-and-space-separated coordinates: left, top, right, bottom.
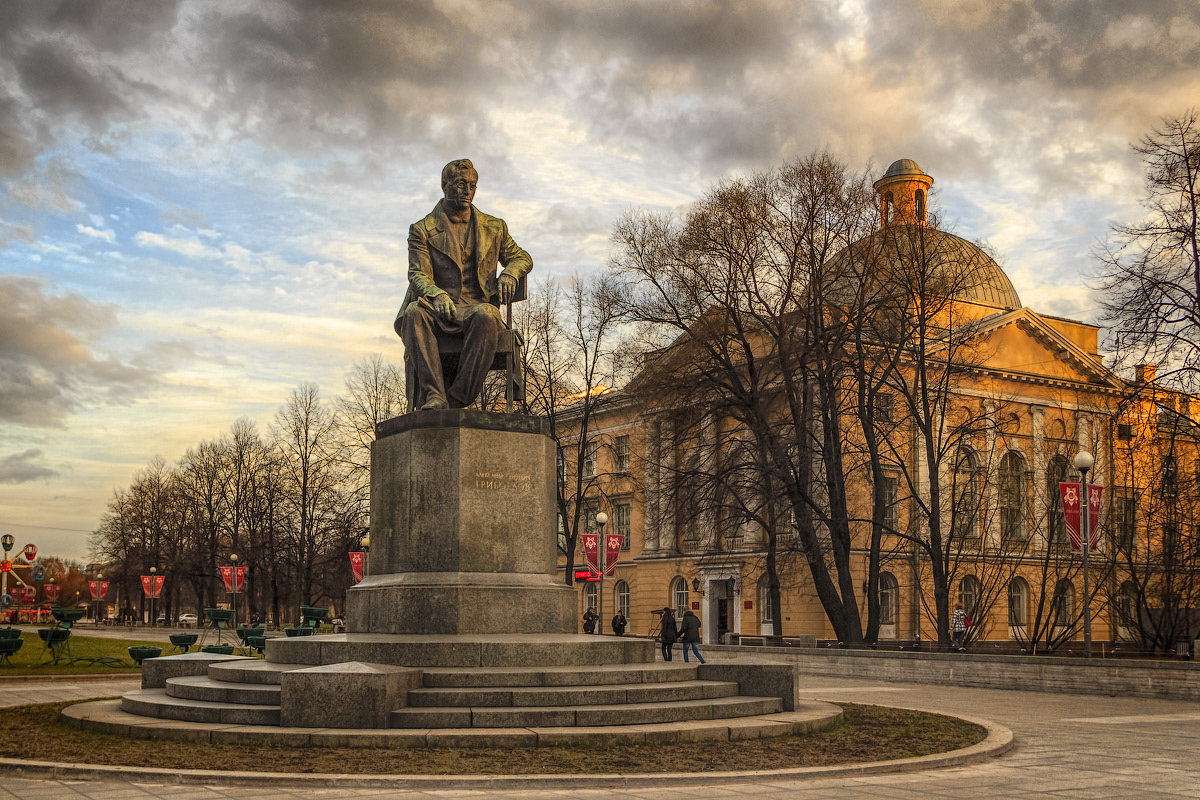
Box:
824, 160, 1021, 311
879, 158, 926, 180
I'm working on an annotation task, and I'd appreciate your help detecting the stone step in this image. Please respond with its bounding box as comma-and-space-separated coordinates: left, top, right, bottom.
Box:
120, 688, 281, 726
390, 695, 783, 729
407, 679, 738, 708
421, 661, 699, 688
165, 675, 281, 706
207, 659, 310, 685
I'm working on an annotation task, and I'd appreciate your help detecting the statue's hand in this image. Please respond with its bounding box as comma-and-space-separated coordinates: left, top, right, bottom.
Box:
432, 293, 456, 321
498, 273, 517, 305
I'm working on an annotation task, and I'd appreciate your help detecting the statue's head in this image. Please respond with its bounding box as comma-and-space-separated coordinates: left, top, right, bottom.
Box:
441, 158, 478, 213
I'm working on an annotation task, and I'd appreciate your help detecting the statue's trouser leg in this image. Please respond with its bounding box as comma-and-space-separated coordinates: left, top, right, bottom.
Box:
399, 306, 449, 409
449, 303, 503, 408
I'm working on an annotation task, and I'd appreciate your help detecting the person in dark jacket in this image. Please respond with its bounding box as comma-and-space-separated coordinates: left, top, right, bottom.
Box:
582, 606, 598, 634
678, 609, 705, 663
659, 607, 678, 661
611, 611, 627, 636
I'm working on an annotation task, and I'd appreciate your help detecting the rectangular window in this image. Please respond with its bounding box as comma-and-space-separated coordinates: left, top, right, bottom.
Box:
615, 503, 631, 550
874, 394, 893, 423
1117, 423, 1133, 440
1162, 455, 1178, 497
1118, 496, 1136, 551
582, 441, 598, 478
556, 448, 566, 487
1164, 523, 1179, 561
614, 435, 630, 473
882, 475, 899, 531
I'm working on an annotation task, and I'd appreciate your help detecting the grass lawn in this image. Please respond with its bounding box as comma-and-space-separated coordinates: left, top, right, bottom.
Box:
0, 632, 179, 675
0, 700, 985, 774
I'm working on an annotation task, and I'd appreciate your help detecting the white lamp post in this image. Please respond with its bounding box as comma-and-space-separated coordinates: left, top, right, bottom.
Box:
595, 511, 608, 635
1074, 451, 1094, 659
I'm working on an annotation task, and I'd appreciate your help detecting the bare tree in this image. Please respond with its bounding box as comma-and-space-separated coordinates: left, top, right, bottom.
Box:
611, 152, 883, 642
518, 274, 630, 584
1098, 109, 1200, 390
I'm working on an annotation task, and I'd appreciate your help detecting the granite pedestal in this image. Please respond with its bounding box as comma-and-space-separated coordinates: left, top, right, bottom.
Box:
347, 410, 576, 635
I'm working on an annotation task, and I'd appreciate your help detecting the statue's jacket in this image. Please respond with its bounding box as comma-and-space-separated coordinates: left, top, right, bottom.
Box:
395, 199, 532, 334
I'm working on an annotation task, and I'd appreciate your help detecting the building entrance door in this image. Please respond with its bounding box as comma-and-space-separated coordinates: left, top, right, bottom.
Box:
717, 597, 730, 643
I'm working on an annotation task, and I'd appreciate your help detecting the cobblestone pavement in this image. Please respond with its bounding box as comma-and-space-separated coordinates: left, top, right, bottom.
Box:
1, 674, 1198, 799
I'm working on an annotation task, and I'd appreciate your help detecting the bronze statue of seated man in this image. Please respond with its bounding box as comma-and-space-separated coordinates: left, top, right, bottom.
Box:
394, 158, 532, 410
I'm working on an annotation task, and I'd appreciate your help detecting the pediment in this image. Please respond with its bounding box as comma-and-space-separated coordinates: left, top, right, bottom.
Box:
962, 309, 1120, 388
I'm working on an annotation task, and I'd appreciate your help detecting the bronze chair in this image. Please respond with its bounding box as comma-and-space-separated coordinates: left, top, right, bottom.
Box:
402, 275, 526, 413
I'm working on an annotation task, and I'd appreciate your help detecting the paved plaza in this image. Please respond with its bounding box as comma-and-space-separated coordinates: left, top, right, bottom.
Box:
0, 672, 1197, 799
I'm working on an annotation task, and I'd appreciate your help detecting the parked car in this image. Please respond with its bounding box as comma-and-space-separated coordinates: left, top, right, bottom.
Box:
178, 613, 198, 627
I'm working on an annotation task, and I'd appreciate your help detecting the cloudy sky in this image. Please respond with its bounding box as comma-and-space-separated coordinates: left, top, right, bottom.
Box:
2, 0, 1198, 561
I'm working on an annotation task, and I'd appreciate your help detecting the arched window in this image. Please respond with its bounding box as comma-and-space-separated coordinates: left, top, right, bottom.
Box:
1052, 579, 1074, 627
583, 582, 598, 615
758, 576, 774, 624
958, 575, 980, 618
1000, 451, 1026, 542
915, 188, 926, 222
1047, 454, 1071, 546
614, 580, 630, 619
878, 572, 898, 626
952, 448, 981, 541
671, 577, 690, 618
1008, 577, 1028, 627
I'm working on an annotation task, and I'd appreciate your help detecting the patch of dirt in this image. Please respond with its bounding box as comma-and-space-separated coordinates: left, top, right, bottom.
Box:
0, 701, 987, 775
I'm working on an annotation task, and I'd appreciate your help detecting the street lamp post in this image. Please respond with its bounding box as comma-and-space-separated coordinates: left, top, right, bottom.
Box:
149, 566, 158, 626
1074, 451, 1094, 659
595, 512, 608, 635
230, 553, 239, 629
362, 535, 370, 577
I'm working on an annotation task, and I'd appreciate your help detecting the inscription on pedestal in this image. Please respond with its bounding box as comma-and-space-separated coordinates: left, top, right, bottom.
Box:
472, 471, 533, 492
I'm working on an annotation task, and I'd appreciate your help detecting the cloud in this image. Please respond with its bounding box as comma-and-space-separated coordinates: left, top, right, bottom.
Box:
0, 275, 160, 426
76, 223, 114, 243
0, 449, 58, 484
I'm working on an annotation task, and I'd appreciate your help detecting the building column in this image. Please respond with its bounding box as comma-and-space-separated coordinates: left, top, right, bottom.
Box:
643, 415, 662, 555
1031, 404, 1048, 551
983, 400, 1001, 549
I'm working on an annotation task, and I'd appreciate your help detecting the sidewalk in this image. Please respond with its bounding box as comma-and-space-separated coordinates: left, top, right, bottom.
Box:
1, 674, 1197, 798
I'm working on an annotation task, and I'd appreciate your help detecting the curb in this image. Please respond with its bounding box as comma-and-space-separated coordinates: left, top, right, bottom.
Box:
0, 709, 1013, 789
0, 673, 140, 683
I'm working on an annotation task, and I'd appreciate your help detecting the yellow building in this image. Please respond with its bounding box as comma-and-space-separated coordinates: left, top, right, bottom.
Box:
559, 159, 1198, 651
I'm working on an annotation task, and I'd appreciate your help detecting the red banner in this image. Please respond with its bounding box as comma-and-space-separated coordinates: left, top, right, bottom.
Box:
22, 544, 36, 562
140, 575, 165, 599
603, 533, 623, 576
88, 580, 109, 600
44, 584, 60, 602
20, 586, 36, 603
581, 532, 600, 575
1059, 482, 1103, 552
219, 566, 246, 593
349, 552, 364, 584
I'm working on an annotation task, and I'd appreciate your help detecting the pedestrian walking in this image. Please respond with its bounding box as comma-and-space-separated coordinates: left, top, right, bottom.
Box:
678, 608, 705, 663
659, 607, 678, 661
950, 602, 970, 651
582, 606, 598, 634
